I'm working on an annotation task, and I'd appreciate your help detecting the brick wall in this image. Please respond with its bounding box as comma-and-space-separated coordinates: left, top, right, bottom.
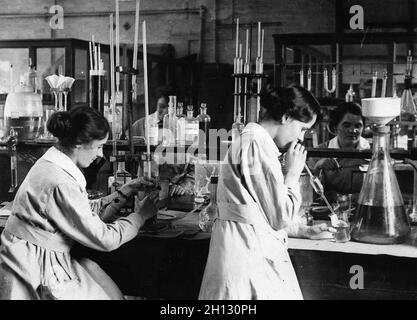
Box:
1, 1, 415, 63
0, 0, 336, 65
0, 0, 415, 127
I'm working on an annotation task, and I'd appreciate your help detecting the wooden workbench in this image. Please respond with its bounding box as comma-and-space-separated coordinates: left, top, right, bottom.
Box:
74, 212, 417, 300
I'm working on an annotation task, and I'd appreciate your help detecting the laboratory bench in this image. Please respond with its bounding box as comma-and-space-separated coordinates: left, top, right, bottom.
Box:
1, 204, 416, 300
72, 214, 417, 300
1, 140, 417, 299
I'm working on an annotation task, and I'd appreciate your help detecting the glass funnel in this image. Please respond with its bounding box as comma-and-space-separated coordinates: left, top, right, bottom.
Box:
351, 125, 410, 244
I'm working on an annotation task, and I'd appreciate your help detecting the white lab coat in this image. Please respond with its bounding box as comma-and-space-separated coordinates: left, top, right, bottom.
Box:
199, 123, 303, 300
0, 147, 142, 299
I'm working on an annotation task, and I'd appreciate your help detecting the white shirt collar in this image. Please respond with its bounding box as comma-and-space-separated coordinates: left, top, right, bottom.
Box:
328, 136, 370, 150
243, 122, 281, 157
42, 146, 87, 189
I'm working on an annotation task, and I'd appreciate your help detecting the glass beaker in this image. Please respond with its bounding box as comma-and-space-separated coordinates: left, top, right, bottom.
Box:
351, 125, 410, 244
36, 108, 56, 141
332, 203, 351, 243
194, 158, 219, 204
334, 220, 351, 243
199, 175, 219, 232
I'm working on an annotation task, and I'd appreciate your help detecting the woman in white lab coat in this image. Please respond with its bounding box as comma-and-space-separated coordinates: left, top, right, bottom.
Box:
0, 107, 158, 300
199, 86, 329, 300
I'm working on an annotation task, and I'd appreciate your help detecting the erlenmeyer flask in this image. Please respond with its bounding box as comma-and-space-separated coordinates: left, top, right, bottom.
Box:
400, 88, 416, 122
400, 52, 416, 121
351, 126, 410, 244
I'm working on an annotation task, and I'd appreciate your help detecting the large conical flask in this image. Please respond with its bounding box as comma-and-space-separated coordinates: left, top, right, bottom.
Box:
351, 125, 410, 244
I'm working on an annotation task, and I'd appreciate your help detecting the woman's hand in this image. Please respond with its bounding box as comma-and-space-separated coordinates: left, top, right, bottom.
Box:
304, 223, 337, 240
170, 184, 186, 197
134, 190, 159, 222
120, 176, 158, 197
313, 158, 340, 171
89, 199, 102, 215
285, 140, 307, 181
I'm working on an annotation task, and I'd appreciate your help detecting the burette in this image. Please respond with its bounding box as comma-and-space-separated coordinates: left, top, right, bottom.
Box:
109, 13, 118, 188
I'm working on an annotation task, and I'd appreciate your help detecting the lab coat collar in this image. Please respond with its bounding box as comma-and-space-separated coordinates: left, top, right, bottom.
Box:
328, 136, 370, 150
42, 146, 87, 190
243, 122, 281, 157
150, 111, 160, 121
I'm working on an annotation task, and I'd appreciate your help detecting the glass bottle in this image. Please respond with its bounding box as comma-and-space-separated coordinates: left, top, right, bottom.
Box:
351, 125, 410, 244
199, 175, 219, 232
162, 98, 177, 146
176, 102, 186, 146
169, 95, 177, 113
27, 58, 38, 94
172, 96, 179, 126
184, 105, 199, 145
176, 102, 185, 118
169, 95, 178, 127
232, 115, 244, 142
145, 116, 159, 146
197, 103, 211, 149
400, 51, 417, 122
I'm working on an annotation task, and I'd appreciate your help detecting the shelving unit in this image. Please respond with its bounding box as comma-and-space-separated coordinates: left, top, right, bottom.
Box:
273, 32, 417, 100
0, 38, 194, 114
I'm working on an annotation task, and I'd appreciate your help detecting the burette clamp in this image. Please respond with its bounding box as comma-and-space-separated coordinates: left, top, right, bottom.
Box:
116, 65, 139, 75
109, 153, 142, 162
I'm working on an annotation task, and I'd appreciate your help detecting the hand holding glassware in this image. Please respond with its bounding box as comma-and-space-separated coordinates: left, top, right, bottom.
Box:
304, 164, 339, 226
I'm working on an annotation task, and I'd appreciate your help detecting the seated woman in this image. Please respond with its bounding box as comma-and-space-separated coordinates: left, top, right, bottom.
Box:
309, 102, 370, 202
0, 106, 159, 300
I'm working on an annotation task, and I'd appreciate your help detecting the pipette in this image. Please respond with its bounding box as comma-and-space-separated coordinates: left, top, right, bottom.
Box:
304, 164, 339, 227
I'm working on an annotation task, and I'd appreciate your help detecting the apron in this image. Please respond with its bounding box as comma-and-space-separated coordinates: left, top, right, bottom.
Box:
198, 201, 303, 300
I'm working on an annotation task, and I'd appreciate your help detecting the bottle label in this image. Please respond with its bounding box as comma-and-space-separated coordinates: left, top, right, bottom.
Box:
176, 120, 186, 143
185, 123, 199, 143
148, 126, 159, 145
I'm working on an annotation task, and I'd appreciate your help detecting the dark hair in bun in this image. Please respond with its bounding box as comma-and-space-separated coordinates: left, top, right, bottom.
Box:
259, 85, 321, 123
47, 106, 110, 149
46, 112, 71, 139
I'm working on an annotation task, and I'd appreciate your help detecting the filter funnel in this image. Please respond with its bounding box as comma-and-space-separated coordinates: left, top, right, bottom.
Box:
361, 97, 401, 126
